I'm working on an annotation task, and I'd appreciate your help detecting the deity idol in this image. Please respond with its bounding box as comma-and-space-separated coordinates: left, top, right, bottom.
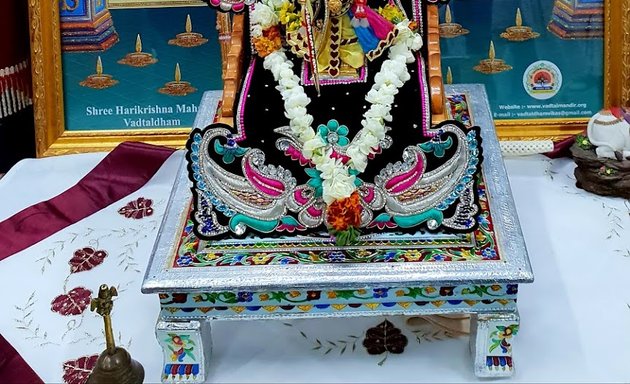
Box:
187, 0, 482, 245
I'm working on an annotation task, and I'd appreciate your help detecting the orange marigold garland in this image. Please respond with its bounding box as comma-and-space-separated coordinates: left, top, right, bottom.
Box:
253, 26, 283, 57
326, 191, 362, 246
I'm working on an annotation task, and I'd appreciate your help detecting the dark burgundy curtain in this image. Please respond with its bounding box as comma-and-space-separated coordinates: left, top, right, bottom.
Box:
0, 0, 35, 173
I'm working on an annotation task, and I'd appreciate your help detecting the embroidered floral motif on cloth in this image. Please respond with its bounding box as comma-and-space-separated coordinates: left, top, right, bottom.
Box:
187, 0, 482, 245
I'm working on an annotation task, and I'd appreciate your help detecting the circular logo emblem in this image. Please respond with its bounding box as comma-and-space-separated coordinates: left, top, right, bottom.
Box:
523, 60, 562, 100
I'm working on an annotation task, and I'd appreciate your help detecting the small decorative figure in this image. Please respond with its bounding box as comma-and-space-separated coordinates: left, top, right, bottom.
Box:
169, 14, 209, 47
587, 109, 630, 160
571, 108, 630, 199
87, 284, 144, 384
283, 0, 400, 82
79, 56, 118, 89
439, 4, 469, 38
118, 34, 158, 67
473, 41, 512, 74
500, 8, 540, 42
158, 63, 197, 96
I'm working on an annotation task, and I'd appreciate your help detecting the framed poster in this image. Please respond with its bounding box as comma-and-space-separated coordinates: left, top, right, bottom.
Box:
29, 0, 223, 156
438, 0, 619, 140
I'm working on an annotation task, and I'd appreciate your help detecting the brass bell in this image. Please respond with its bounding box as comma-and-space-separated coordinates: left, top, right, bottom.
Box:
87, 284, 144, 384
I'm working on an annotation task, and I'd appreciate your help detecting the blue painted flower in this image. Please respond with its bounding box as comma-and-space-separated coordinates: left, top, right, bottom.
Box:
213, 136, 249, 164
506, 284, 518, 295
433, 254, 445, 261
373, 288, 389, 298
327, 251, 346, 263
279, 257, 292, 265
450, 94, 465, 103
478, 214, 490, 228
176, 254, 193, 267
318, 119, 350, 147
477, 187, 486, 199
384, 251, 397, 261
201, 221, 219, 235
481, 248, 497, 259
237, 291, 253, 302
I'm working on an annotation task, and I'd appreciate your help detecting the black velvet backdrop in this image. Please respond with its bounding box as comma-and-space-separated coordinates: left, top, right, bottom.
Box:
232, 0, 452, 181
191, 0, 481, 239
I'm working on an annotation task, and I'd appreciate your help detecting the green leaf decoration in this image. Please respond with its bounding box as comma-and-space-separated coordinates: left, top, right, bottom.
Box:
335, 290, 358, 299
405, 287, 422, 299
333, 227, 361, 246
575, 133, 593, 150
335, 231, 348, 246
271, 291, 288, 302
221, 292, 238, 304
203, 293, 218, 304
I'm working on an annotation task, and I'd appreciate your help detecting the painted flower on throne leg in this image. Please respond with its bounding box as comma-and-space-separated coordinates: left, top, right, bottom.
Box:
489, 325, 519, 354
165, 334, 196, 362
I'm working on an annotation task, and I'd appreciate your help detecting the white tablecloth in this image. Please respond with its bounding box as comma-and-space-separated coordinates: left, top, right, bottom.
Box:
0, 152, 629, 383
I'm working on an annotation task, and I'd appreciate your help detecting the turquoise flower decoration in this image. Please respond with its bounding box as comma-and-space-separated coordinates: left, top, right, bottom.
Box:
419, 132, 453, 158
305, 168, 324, 197
213, 137, 248, 164
348, 168, 362, 187
318, 119, 350, 147
305, 167, 361, 198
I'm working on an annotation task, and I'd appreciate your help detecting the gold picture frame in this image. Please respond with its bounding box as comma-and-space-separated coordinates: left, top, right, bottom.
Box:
28, 0, 216, 157
29, 0, 626, 156
495, 0, 627, 141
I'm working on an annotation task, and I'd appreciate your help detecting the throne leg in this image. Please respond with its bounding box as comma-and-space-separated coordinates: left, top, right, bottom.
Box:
470, 311, 520, 377
156, 318, 212, 383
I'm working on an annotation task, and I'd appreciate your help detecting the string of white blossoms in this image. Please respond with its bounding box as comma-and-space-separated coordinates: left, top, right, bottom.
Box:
256, 1, 423, 204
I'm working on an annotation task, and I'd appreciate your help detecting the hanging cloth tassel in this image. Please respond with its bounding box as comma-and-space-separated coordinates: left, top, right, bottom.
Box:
0, 60, 32, 119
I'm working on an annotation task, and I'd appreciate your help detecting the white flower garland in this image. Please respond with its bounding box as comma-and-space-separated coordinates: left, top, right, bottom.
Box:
254, 2, 423, 204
